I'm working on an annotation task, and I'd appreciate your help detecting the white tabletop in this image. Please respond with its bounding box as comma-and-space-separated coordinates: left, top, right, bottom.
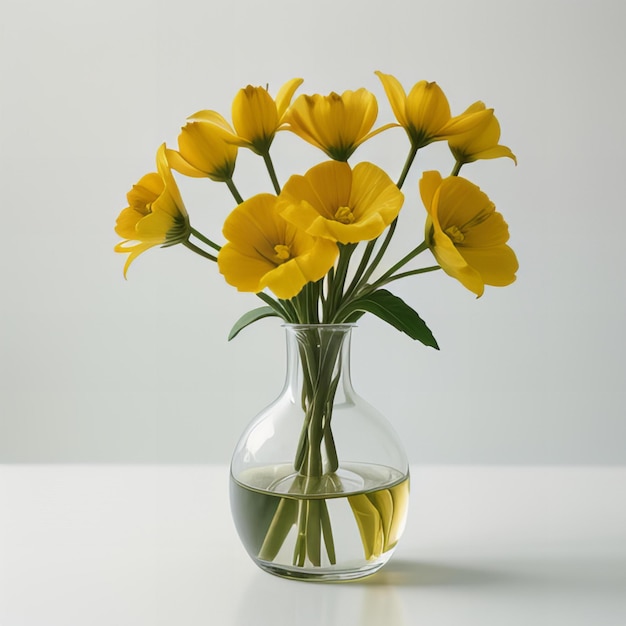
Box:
1, 465, 625, 626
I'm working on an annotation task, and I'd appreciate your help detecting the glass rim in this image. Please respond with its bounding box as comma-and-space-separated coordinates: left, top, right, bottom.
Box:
282, 323, 357, 330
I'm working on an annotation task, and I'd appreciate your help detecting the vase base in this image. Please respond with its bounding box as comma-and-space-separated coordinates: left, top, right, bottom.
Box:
254, 556, 390, 582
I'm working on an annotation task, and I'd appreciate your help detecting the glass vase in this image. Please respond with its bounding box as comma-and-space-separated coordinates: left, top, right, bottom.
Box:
229, 324, 409, 581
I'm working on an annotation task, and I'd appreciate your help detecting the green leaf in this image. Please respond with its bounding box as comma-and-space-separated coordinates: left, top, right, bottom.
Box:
228, 306, 279, 341
340, 289, 439, 349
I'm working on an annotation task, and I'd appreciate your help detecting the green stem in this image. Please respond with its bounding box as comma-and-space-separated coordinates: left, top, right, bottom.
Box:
344, 240, 376, 300
352, 219, 398, 293
345, 144, 419, 295
397, 144, 419, 189
302, 281, 320, 324
258, 328, 349, 568
373, 265, 441, 288
263, 151, 281, 195
325, 244, 356, 321
183, 240, 217, 262
255, 292, 293, 322
190, 227, 221, 252
330, 243, 432, 323
284, 299, 301, 324
293, 330, 344, 478
225, 178, 244, 204
451, 160, 463, 176
375, 240, 429, 285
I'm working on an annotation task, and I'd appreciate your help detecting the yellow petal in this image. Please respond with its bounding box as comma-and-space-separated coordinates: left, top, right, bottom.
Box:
448, 104, 517, 164
187, 110, 235, 133
441, 107, 493, 138
261, 237, 338, 299
285, 102, 324, 153
222, 194, 282, 260
218, 243, 276, 292
134, 210, 172, 243
165, 147, 206, 178
431, 230, 485, 296
461, 101, 488, 115
126, 173, 162, 208
218, 193, 337, 299
232, 85, 278, 150
114, 207, 144, 239
350, 162, 403, 222
315, 212, 387, 243
280, 161, 352, 225
375, 71, 408, 127
285, 89, 381, 160
115, 145, 189, 277
275, 77, 304, 120
114, 241, 155, 278
420, 172, 516, 296
301, 160, 352, 216
173, 122, 237, 181
364, 489, 395, 551
406, 81, 451, 136
434, 176, 493, 232
348, 494, 384, 560
419, 170, 444, 218
156, 144, 187, 218
459, 245, 518, 286
470, 145, 517, 164
387, 478, 410, 550
338, 89, 378, 148
281, 160, 403, 244
462, 210, 510, 248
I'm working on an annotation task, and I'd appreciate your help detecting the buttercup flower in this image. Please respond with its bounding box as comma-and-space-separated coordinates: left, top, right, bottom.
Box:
115, 144, 190, 277
420, 171, 518, 297
166, 113, 238, 182
279, 161, 404, 244
448, 101, 517, 166
376, 71, 490, 149
193, 79, 303, 155
284, 89, 391, 161
218, 193, 338, 300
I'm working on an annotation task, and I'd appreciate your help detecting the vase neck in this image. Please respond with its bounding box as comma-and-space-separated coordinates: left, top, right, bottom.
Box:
283, 324, 355, 400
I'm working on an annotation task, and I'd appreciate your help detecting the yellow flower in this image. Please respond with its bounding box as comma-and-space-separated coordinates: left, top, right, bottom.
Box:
420, 171, 518, 297
217, 194, 338, 300
448, 101, 517, 166
193, 79, 303, 155
278, 161, 404, 244
115, 144, 190, 277
375, 71, 491, 149
284, 89, 392, 161
165, 112, 238, 182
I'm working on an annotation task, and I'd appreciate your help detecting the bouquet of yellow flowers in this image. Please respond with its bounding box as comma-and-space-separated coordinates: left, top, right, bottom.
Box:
114, 71, 517, 580
115, 71, 516, 337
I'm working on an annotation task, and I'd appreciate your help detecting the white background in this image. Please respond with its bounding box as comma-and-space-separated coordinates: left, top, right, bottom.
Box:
1, 0, 624, 464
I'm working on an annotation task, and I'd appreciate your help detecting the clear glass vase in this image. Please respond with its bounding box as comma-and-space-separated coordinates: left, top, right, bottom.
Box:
229, 324, 410, 581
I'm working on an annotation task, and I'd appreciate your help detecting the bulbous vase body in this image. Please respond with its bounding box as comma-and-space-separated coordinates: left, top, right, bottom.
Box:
229, 324, 409, 581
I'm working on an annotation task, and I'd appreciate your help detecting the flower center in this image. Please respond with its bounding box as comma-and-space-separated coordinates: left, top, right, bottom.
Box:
334, 206, 355, 224
445, 225, 465, 244
273, 244, 291, 263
